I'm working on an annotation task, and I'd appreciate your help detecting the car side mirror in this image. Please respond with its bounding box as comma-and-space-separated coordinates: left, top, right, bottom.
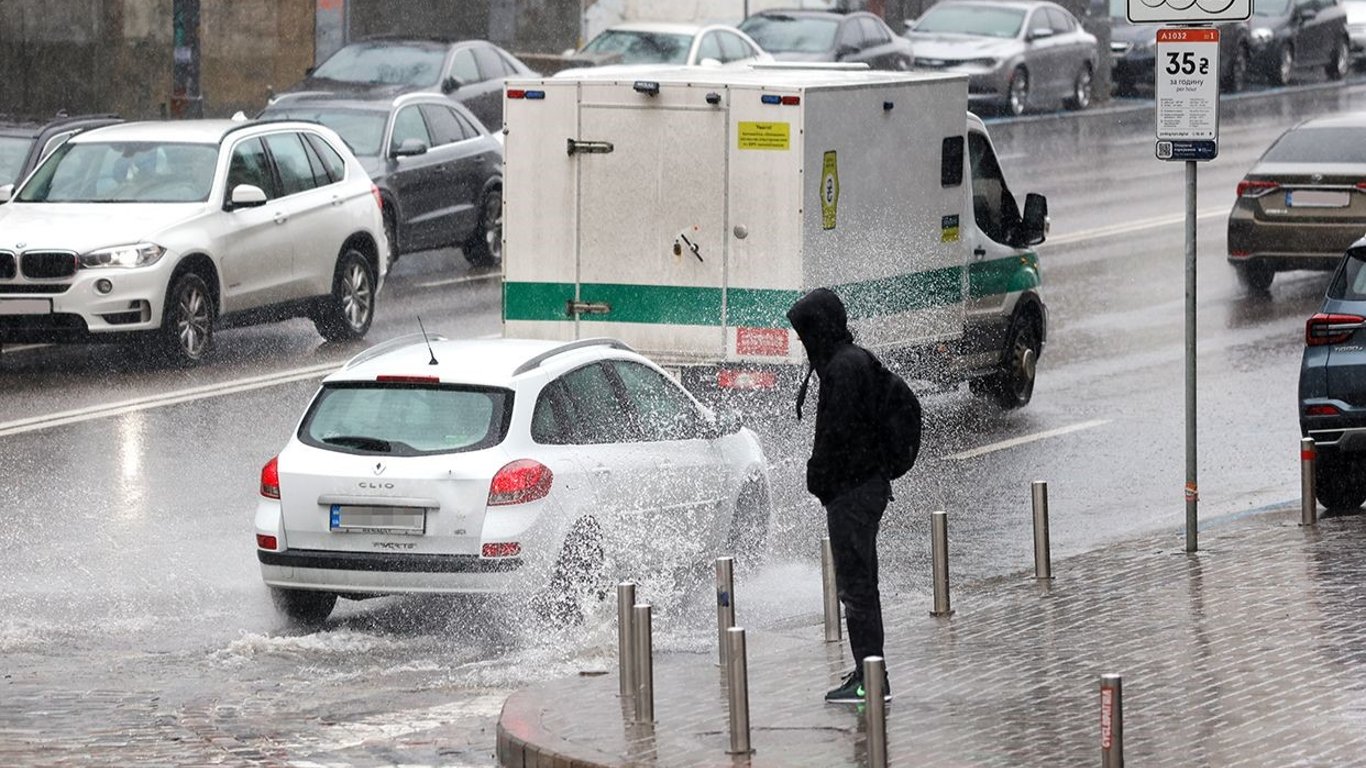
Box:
703, 405, 745, 439
0, 184, 12, 204
391, 138, 429, 159
441, 76, 462, 93
699, 56, 723, 68
836, 44, 860, 59
1298, 7, 1318, 21
1020, 192, 1049, 246
1028, 27, 1055, 41
227, 183, 268, 210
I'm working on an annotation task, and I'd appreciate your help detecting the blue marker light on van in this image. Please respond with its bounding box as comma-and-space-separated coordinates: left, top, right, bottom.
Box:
761, 94, 782, 105
525, 90, 546, 100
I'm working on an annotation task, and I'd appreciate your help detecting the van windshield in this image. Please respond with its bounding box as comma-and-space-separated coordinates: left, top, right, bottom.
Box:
299, 382, 512, 456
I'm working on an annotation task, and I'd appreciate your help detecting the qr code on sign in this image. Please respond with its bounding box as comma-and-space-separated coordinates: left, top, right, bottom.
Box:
1156, 141, 1173, 159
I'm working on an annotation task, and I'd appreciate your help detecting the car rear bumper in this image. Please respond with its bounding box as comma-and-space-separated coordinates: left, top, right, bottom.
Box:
1228, 210, 1361, 267
258, 548, 526, 594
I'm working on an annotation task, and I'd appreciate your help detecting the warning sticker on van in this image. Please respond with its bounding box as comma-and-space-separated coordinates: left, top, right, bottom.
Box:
738, 122, 790, 150
736, 327, 789, 356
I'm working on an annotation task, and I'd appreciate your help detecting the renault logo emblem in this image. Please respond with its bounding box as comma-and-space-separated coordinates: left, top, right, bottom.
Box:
373, 462, 385, 476
1311, 173, 1324, 183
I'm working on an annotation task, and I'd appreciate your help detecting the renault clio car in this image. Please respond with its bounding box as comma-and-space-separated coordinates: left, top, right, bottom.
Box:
254, 336, 772, 626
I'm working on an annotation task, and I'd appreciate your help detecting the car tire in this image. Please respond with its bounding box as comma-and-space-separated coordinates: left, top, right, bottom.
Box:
157, 270, 215, 366
463, 187, 502, 269
1327, 36, 1350, 80
533, 516, 605, 626
270, 587, 337, 627
1315, 456, 1366, 511
1223, 44, 1249, 92
313, 247, 376, 343
978, 309, 1041, 409
1066, 64, 1093, 111
1006, 67, 1029, 117
726, 479, 771, 565
1233, 261, 1274, 292
1273, 43, 1295, 86
383, 206, 398, 267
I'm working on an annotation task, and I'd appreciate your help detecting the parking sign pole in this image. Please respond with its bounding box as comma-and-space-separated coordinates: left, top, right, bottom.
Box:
1185, 158, 1199, 553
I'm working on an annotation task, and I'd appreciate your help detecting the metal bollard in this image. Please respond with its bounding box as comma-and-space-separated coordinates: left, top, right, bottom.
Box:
617, 582, 637, 699
725, 627, 753, 755
634, 604, 654, 723
716, 557, 735, 667
1100, 674, 1123, 767
1301, 437, 1318, 526
930, 511, 953, 617
821, 537, 842, 642
1032, 480, 1053, 580
863, 656, 888, 768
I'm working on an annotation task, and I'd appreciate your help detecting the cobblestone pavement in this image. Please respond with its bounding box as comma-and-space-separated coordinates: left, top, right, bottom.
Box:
499, 506, 1366, 767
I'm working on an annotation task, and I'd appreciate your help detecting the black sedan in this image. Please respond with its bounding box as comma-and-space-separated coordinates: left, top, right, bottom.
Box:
271, 38, 537, 132
738, 9, 914, 69
261, 92, 503, 268
0, 113, 121, 188
1248, 0, 1349, 84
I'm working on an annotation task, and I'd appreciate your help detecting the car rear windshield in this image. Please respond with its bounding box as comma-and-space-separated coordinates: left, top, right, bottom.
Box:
299, 382, 512, 456
1329, 250, 1366, 300
581, 30, 693, 64
1261, 127, 1366, 164
738, 16, 839, 53
312, 43, 447, 88
913, 4, 1026, 38
16, 141, 218, 203
262, 108, 387, 157
0, 135, 34, 184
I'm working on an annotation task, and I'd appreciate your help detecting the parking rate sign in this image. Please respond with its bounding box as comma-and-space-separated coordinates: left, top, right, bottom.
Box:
1155, 28, 1219, 161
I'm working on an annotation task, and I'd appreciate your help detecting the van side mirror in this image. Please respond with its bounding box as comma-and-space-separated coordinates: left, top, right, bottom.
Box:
0, 184, 12, 204
227, 183, 268, 210
1020, 193, 1048, 246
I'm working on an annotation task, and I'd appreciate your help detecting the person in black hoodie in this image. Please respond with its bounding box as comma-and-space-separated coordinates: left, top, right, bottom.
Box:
787, 287, 893, 704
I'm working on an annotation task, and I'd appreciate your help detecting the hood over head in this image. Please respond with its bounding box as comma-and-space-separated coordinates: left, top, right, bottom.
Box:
787, 287, 852, 371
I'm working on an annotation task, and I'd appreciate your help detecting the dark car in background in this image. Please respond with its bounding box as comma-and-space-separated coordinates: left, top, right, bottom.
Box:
738, 9, 914, 69
0, 113, 121, 187
1109, 0, 1251, 95
270, 38, 537, 132
261, 91, 503, 268
1248, 0, 1349, 84
1227, 113, 1366, 291
1299, 239, 1366, 510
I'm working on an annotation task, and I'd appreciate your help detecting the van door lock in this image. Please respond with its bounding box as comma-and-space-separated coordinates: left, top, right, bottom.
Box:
567, 139, 615, 156
567, 300, 612, 316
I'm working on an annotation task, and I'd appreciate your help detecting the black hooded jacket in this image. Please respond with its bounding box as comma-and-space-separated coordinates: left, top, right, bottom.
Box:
787, 288, 884, 506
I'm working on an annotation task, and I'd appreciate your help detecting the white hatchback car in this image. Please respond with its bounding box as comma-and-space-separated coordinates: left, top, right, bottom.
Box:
255, 336, 772, 625
0, 119, 387, 364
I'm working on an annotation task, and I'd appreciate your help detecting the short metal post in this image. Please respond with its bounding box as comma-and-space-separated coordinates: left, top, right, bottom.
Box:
930, 511, 952, 617
725, 627, 753, 755
634, 604, 654, 723
716, 557, 735, 667
1032, 480, 1053, 580
617, 582, 637, 699
863, 656, 888, 768
1301, 437, 1318, 526
821, 537, 841, 641
1100, 674, 1123, 767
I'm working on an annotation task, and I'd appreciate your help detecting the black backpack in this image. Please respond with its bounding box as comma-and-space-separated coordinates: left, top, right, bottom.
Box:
867, 351, 922, 480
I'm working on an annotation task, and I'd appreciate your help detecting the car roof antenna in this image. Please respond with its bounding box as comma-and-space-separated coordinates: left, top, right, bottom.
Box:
417, 316, 439, 366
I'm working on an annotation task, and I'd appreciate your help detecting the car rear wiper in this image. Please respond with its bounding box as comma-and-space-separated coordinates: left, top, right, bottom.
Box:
322, 435, 393, 452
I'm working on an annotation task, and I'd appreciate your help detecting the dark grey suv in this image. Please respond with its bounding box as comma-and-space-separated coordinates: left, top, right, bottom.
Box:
0, 113, 122, 187
261, 92, 503, 268
1300, 240, 1366, 509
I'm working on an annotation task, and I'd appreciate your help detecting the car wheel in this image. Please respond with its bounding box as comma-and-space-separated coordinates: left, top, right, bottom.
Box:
979, 309, 1041, 409
270, 587, 337, 627
726, 479, 771, 566
532, 516, 606, 626
1223, 44, 1249, 92
1273, 43, 1294, 85
1233, 261, 1274, 292
1006, 67, 1029, 117
158, 271, 215, 366
1066, 64, 1093, 110
383, 206, 398, 267
1327, 36, 1350, 80
463, 187, 502, 269
313, 248, 376, 343
1315, 456, 1366, 511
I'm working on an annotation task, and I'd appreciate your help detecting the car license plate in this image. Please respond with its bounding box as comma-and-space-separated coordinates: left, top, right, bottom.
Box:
0, 298, 51, 315
1287, 190, 1351, 208
329, 504, 426, 535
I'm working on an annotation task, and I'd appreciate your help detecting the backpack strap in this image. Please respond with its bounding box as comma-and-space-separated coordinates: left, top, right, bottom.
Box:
795, 363, 813, 421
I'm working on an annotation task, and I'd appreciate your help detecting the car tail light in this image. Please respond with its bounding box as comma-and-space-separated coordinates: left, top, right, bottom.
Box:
376, 374, 440, 384
1305, 404, 1342, 416
1306, 313, 1366, 346
260, 456, 280, 499
256, 534, 278, 550
1236, 179, 1279, 198
482, 542, 522, 558
371, 184, 383, 210
488, 459, 553, 506
717, 369, 778, 390
1229, 250, 1251, 259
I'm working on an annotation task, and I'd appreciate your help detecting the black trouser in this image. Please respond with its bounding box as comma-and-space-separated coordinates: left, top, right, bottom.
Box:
825, 475, 891, 674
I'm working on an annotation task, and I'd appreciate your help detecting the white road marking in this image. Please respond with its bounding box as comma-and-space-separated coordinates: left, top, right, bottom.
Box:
1049, 207, 1226, 246
415, 272, 502, 289
945, 419, 1110, 461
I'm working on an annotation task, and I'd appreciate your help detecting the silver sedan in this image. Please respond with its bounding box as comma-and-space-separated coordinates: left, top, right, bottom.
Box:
907, 0, 1098, 116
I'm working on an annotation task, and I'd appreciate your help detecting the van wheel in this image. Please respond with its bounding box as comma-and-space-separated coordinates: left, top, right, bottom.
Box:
313, 248, 375, 342
1233, 262, 1274, 292
1066, 64, 1092, 110
270, 587, 337, 627
1316, 457, 1366, 510
979, 312, 1041, 409
726, 480, 771, 566
532, 516, 605, 626
464, 187, 502, 269
1006, 67, 1029, 116
158, 271, 215, 366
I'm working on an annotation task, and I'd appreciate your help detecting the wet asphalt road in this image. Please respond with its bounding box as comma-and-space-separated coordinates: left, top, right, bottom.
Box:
3, 77, 1366, 764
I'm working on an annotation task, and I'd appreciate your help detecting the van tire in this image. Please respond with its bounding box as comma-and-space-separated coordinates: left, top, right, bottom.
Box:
979, 310, 1041, 409
270, 587, 337, 627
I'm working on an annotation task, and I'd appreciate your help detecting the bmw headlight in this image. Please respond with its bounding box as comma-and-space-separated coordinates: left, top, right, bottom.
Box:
1251, 27, 1274, 44
79, 243, 166, 269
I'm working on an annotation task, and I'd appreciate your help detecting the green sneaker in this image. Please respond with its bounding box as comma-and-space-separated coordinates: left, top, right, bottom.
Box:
825, 671, 892, 703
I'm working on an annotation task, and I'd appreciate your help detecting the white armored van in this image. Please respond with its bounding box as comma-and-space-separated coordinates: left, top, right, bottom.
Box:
501, 65, 1048, 409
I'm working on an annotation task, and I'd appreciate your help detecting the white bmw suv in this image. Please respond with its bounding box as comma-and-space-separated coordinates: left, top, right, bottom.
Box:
0, 119, 387, 364
255, 336, 772, 626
